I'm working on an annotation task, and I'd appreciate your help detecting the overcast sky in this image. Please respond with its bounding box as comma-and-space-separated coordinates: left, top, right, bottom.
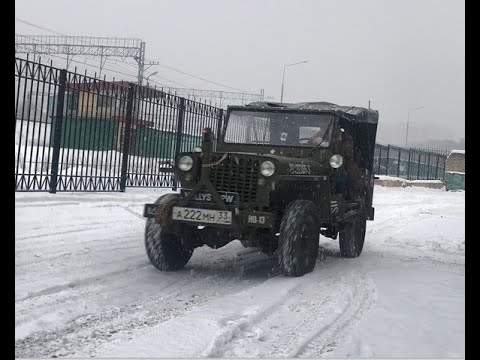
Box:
15, 0, 464, 146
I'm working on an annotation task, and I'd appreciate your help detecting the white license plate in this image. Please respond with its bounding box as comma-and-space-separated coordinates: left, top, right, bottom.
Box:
172, 207, 232, 225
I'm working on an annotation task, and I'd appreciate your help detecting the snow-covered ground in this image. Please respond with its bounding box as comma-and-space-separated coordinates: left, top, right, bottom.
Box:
15, 185, 465, 358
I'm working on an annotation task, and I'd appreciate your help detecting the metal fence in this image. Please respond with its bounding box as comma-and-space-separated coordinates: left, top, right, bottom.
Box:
373, 144, 448, 180
15, 57, 447, 192
15, 57, 223, 192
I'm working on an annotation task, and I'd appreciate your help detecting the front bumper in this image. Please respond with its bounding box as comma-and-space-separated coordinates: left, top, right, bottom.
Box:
144, 202, 275, 230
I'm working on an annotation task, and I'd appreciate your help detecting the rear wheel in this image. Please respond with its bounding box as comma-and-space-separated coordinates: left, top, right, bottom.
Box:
145, 194, 194, 271
339, 209, 367, 258
277, 200, 320, 277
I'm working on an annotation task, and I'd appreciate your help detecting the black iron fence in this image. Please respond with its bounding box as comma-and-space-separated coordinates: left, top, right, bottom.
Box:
15, 57, 447, 192
15, 57, 222, 192
373, 144, 448, 180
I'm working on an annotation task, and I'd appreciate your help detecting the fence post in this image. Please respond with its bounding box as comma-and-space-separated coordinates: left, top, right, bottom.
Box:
377, 145, 382, 175
49, 69, 67, 194
216, 108, 224, 150
417, 151, 421, 180
385, 145, 390, 176
172, 97, 186, 191
397, 148, 401, 177
426, 152, 431, 179
119, 83, 135, 192
406, 149, 411, 180
443, 155, 447, 179
435, 154, 440, 179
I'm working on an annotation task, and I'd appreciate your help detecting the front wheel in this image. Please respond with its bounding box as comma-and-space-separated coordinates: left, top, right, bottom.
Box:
277, 200, 320, 277
145, 194, 194, 271
339, 209, 367, 258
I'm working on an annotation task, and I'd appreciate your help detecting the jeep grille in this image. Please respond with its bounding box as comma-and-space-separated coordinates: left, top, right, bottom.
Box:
209, 154, 259, 209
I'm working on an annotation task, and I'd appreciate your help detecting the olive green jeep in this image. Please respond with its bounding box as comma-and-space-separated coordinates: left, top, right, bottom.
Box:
143, 101, 379, 276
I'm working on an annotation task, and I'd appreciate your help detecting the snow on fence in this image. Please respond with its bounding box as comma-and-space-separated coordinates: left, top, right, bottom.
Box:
15, 145, 175, 191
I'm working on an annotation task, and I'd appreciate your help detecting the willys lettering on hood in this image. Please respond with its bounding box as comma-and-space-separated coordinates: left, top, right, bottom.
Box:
185, 191, 236, 204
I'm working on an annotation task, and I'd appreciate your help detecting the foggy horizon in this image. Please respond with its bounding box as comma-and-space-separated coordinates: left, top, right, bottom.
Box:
15, 0, 465, 148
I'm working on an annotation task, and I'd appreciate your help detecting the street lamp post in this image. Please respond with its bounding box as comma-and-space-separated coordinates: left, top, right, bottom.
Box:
280, 60, 308, 103
146, 71, 158, 86
405, 106, 424, 147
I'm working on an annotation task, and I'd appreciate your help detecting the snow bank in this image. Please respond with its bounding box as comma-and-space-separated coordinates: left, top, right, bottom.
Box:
376, 175, 444, 189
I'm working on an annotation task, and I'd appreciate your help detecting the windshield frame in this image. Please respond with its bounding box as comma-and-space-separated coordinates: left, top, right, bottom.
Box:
221, 107, 337, 150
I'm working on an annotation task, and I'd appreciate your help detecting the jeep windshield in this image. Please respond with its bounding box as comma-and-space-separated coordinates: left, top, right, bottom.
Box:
224, 110, 334, 148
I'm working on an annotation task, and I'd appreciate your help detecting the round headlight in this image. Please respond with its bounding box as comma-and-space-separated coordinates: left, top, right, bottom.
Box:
330, 154, 344, 169
178, 156, 194, 171
260, 161, 275, 177
192, 147, 202, 153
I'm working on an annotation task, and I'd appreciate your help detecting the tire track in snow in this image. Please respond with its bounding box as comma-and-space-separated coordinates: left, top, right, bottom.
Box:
16, 262, 151, 303
15, 218, 136, 245
16, 243, 273, 321
16, 277, 197, 358
15, 267, 271, 358
15, 241, 278, 358
201, 281, 306, 358
15, 232, 142, 265
15, 245, 145, 289
15, 201, 81, 208
201, 271, 344, 358
204, 270, 376, 359
15, 224, 107, 242
119, 205, 144, 219
15, 229, 142, 260
292, 272, 377, 358
209, 274, 342, 358
15, 242, 140, 269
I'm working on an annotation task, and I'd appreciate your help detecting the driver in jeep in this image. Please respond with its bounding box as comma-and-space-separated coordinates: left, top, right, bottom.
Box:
308, 127, 326, 145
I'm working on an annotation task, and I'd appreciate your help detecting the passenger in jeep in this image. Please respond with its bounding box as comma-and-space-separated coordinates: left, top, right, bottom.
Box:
341, 134, 363, 200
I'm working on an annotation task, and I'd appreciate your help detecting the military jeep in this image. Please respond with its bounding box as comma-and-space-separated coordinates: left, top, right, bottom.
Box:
143, 101, 379, 277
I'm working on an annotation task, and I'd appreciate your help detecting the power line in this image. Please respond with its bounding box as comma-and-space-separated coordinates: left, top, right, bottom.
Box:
148, 72, 186, 87
114, 61, 240, 92
116, 58, 250, 92
154, 62, 244, 92
106, 58, 245, 92
15, 17, 62, 35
